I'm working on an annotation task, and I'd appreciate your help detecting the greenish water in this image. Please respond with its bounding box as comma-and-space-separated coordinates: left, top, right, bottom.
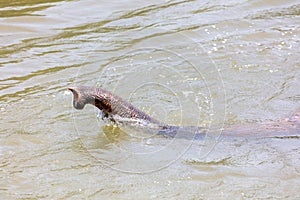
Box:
1, 0, 299, 199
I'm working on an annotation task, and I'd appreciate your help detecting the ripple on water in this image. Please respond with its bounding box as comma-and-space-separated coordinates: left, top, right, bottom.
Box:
1, 0, 300, 199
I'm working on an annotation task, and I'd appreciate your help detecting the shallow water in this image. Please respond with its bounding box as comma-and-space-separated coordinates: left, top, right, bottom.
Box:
1, 0, 300, 199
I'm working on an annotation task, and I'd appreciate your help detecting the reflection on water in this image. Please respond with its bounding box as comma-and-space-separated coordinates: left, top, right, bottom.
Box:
0, 0, 66, 17
1, 0, 299, 199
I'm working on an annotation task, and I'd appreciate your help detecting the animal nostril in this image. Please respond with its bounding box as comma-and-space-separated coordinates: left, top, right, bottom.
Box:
68, 87, 75, 93
68, 87, 79, 101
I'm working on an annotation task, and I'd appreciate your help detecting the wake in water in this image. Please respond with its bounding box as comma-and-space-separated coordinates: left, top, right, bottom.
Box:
97, 110, 207, 140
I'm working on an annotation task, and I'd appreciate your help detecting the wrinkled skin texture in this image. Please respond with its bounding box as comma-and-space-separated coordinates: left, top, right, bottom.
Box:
69, 86, 300, 138
68, 86, 162, 124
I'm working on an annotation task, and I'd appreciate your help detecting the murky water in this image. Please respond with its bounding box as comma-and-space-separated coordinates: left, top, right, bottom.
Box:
1, 0, 300, 199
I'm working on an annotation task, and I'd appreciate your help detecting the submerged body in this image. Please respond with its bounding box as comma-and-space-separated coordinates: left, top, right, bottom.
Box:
68, 86, 299, 139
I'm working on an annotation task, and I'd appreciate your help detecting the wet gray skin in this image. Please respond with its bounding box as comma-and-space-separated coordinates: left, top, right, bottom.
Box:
68, 86, 162, 124
69, 86, 299, 139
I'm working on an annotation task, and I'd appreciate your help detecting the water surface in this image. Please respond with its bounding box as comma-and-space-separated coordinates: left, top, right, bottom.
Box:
1, 0, 300, 199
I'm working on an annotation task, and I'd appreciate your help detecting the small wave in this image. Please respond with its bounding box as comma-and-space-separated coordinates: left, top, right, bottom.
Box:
97, 111, 162, 130
97, 111, 207, 140
271, 135, 300, 139
185, 157, 232, 166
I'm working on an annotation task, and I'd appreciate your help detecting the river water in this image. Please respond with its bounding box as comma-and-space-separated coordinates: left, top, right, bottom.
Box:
1, 0, 300, 199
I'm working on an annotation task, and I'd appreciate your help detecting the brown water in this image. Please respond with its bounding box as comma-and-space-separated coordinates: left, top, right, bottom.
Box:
1, 0, 300, 199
